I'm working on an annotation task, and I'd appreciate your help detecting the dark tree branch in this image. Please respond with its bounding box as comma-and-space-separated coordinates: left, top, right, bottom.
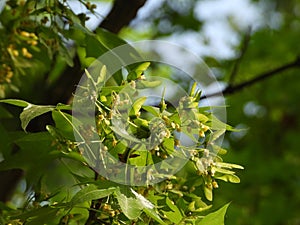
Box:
0, 169, 23, 202
201, 56, 300, 99
100, 0, 147, 34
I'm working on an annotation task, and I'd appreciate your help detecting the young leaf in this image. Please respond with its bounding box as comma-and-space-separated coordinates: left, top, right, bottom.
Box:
130, 96, 147, 117
215, 174, 241, 183
97, 65, 107, 84
136, 80, 162, 89
215, 162, 244, 170
127, 62, 151, 81
204, 185, 213, 201
0, 99, 30, 107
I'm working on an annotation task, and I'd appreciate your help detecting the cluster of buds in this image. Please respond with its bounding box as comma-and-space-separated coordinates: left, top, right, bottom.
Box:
21, 47, 32, 59
19, 30, 38, 46
112, 93, 131, 113
96, 112, 110, 135
149, 118, 170, 142
7, 44, 19, 58
101, 202, 121, 218
51, 138, 78, 154
0, 64, 13, 83
195, 149, 215, 176
7, 42, 32, 59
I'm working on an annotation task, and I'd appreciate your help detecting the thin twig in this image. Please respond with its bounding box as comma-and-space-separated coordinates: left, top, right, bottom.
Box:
228, 27, 252, 85
201, 56, 300, 99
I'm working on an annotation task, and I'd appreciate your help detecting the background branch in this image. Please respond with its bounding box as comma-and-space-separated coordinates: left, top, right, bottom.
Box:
201, 56, 300, 99
228, 27, 252, 85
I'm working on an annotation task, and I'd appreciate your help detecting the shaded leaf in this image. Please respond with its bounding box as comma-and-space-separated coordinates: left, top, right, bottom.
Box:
71, 185, 116, 205
136, 80, 162, 89
144, 207, 167, 225
162, 197, 183, 224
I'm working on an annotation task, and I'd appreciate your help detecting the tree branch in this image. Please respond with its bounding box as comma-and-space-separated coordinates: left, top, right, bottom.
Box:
201, 56, 300, 99
228, 27, 252, 85
100, 0, 147, 34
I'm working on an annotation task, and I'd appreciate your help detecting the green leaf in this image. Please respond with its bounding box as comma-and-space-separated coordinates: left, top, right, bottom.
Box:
208, 115, 237, 131
209, 129, 226, 142
52, 110, 79, 141
71, 185, 116, 205
97, 65, 107, 84
213, 167, 235, 175
215, 174, 241, 183
204, 185, 213, 201
198, 203, 230, 225
197, 113, 209, 123
130, 97, 147, 117
0, 99, 29, 107
12, 206, 60, 225
56, 103, 72, 111
127, 62, 151, 81
20, 104, 55, 131
215, 162, 244, 170
110, 125, 140, 142
136, 80, 162, 89
95, 28, 127, 50
115, 188, 143, 220
85, 34, 108, 58
162, 197, 183, 224
144, 208, 167, 225
59, 44, 74, 67
142, 105, 160, 117
130, 188, 154, 209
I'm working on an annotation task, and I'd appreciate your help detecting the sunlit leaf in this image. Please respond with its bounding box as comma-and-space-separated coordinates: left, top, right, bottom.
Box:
115, 188, 143, 220
198, 203, 230, 225
204, 185, 213, 201
215, 162, 244, 170
130, 96, 147, 117
215, 174, 241, 183
0, 99, 30, 107
20, 104, 55, 131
